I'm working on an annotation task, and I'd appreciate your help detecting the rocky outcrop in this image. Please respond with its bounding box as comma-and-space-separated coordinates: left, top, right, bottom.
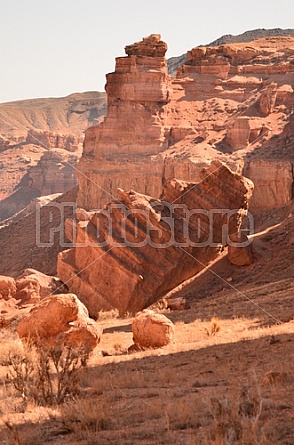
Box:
26, 130, 82, 152
244, 160, 293, 211
18, 293, 102, 353
227, 232, 253, 266
75, 35, 294, 216
77, 34, 172, 210
58, 161, 253, 316
0, 187, 78, 278
226, 117, 268, 150
28, 151, 78, 196
131, 310, 175, 349
16, 269, 67, 303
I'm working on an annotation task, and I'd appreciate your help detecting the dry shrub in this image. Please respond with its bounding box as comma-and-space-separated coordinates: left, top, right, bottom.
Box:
205, 317, 221, 337
0, 330, 22, 366
7, 342, 89, 406
208, 386, 265, 445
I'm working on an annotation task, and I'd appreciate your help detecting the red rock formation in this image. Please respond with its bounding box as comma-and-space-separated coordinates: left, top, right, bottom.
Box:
226, 117, 267, 150
58, 161, 253, 316
243, 160, 293, 211
0, 275, 16, 300
227, 232, 253, 266
77, 34, 172, 210
26, 129, 81, 152
76, 36, 294, 216
28, 151, 78, 196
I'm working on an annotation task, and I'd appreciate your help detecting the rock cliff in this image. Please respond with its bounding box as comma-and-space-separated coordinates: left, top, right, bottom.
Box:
77, 34, 172, 210
77, 35, 294, 214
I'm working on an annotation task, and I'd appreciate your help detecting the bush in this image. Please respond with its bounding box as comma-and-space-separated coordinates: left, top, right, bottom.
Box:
7, 342, 89, 406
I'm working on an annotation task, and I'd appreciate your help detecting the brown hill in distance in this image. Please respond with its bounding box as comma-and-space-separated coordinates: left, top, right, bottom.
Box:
0, 91, 107, 139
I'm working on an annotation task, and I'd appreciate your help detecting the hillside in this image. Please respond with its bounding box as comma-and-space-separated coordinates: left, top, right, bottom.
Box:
0, 91, 107, 139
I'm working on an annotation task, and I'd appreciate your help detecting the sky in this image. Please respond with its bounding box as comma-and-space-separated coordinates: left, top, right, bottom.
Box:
1, 0, 294, 103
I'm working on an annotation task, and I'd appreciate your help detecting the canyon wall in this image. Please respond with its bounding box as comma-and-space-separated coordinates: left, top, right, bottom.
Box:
26, 130, 82, 152
77, 35, 294, 214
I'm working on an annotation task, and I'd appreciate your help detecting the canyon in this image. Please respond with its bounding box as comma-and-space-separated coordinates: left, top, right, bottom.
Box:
1, 30, 294, 444
2, 32, 294, 313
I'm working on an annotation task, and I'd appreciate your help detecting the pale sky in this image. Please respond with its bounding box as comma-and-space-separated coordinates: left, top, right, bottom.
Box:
1, 0, 294, 103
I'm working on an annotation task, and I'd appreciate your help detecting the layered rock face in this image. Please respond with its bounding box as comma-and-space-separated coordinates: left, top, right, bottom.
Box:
26, 130, 82, 152
243, 161, 293, 211
77, 34, 172, 210
58, 161, 253, 316
28, 151, 78, 196
76, 36, 294, 215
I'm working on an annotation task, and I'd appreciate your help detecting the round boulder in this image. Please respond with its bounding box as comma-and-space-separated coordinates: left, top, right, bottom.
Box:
17, 293, 102, 353
132, 309, 174, 349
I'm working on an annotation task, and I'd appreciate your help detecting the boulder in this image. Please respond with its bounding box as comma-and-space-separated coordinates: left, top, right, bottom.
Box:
15, 277, 41, 304
131, 310, 174, 348
228, 232, 254, 266
0, 275, 16, 300
17, 294, 102, 353
58, 161, 253, 316
19, 269, 68, 298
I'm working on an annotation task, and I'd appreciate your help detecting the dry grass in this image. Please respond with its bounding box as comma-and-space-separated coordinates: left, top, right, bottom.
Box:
1, 297, 294, 444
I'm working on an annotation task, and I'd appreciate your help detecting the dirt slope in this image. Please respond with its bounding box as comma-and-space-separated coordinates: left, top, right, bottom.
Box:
0, 187, 77, 277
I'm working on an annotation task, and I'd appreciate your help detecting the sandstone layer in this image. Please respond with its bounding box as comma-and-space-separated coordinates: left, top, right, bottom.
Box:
58, 161, 253, 316
77, 35, 294, 215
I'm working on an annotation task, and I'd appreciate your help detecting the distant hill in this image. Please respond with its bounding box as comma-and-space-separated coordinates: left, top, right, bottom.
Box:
0, 91, 107, 139
167, 27, 294, 76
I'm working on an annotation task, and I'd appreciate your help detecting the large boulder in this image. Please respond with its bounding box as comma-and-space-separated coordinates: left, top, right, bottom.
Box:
0, 275, 16, 300
132, 310, 175, 349
58, 161, 253, 316
17, 294, 102, 353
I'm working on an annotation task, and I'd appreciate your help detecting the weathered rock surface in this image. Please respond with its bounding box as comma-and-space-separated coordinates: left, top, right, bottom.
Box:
28, 151, 78, 197
77, 34, 172, 210
15, 276, 41, 304
76, 35, 294, 217
26, 130, 82, 152
243, 161, 293, 211
17, 269, 67, 300
227, 232, 254, 266
58, 161, 253, 316
226, 117, 267, 150
17, 293, 101, 353
0, 187, 78, 278
0, 275, 16, 300
131, 310, 174, 348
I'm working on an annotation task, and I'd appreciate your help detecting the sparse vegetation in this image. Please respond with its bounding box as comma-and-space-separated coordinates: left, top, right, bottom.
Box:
7, 342, 89, 406
0, 308, 294, 444
204, 317, 221, 337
